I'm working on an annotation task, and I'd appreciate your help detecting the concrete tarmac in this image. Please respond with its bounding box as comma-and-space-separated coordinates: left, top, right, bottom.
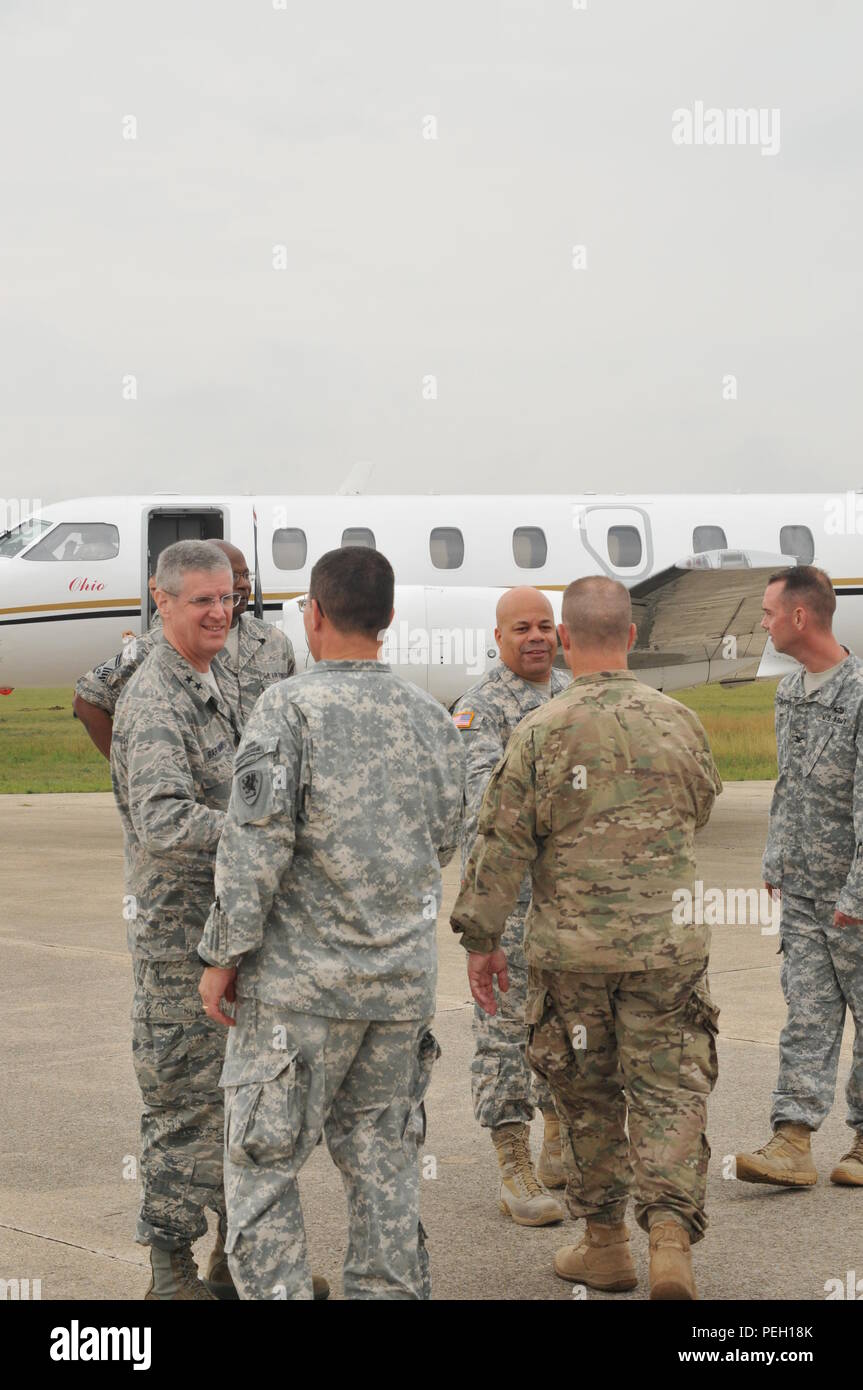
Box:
0, 785, 858, 1301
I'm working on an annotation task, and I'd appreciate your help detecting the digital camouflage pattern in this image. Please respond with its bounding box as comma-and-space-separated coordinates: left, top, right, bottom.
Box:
131, 957, 226, 1249
222, 1000, 437, 1299
451, 669, 722, 971
762, 653, 863, 914
111, 641, 239, 958
111, 641, 242, 1248
771, 893, 863, 1132
761, 656, 863, 1136
75, 612, 295, 728
525, 959, 719, 1241
199, 658, 462, 1299
453, 661, 570, 1127
206, 613, 295, 729
198, 659, 466, 1021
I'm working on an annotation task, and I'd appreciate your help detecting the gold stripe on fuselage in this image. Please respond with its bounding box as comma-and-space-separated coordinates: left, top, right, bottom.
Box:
1, 578, 861, 623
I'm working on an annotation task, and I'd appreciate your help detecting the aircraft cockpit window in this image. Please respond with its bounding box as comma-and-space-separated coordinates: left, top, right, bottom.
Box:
272, 528, 308, 569
780, 525, 815, 564
21, 522, 119, 562
429, 527, 464, 569
607, 525, 642, 568
693, 525, 727, 552
512, 527, 547, 568
0, 517, 53, 558
341, 528, 376, 549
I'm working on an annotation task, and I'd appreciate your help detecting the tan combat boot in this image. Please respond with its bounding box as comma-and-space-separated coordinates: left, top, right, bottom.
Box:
735, 1123, 817, 1187
492, 1122, 565, 1226
554, 1220, 637, 1292
203, 1216, 331, 1300
537, 1112, 567, 1190
145, 1245, 216, 1300
649, 1220, 696, 1301
830, 1131, 863, 1187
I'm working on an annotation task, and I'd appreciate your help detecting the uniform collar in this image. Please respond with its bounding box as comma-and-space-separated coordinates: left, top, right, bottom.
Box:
234, 612, 267, 668
783, 652, 860, 707
569, 668, 637, 686
313, 659, 391, 671
155, 641, 232, 715
495, 661, 557, 712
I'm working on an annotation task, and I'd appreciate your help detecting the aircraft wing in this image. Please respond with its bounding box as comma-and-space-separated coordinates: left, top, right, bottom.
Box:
627, 549, 788, 688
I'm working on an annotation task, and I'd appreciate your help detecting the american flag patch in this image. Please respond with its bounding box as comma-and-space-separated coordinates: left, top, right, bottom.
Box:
452, 709, 475, 729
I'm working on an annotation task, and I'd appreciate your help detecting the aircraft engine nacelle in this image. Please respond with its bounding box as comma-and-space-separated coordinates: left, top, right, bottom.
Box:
281, 585, 553, 706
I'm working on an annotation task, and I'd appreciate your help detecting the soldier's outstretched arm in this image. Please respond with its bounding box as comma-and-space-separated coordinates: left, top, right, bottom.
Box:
73, 695, 114, 759
436, 735, 467, 868
761, 693, 786, 888
460, 712, 506, 859
694, 739, 723, 830
124, 707, 226, 854
198, 702, 303, 968
450, 727, 539, 957
835, 713, 863, 924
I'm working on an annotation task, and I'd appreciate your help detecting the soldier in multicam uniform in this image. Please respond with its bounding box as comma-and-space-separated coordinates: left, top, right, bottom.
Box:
451, 586, 569, 1226
451, 576, 723, 1300
111, 540, 241, 1301
198, 547, 465, 1300
736, 565, 863, 1190
74, 539, 294, 757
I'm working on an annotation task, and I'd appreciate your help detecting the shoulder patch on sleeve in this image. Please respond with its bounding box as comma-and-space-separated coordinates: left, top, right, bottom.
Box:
452, 708, 475, 730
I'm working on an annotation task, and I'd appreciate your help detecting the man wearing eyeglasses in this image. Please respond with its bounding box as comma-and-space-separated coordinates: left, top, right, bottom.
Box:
109, 540, 313, 1302
73, 540, 294, 757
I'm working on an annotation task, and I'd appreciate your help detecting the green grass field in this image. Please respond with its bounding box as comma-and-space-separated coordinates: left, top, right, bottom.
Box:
0, 678, 779, 793
0, 688, 114, 793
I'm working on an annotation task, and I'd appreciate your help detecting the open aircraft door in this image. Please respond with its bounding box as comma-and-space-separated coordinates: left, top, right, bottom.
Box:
143, 507, 225, 628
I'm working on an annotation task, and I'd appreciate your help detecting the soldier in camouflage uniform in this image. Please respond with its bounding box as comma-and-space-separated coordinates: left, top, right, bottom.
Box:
198, 547, 465, 1300
111, 540, 240, 1300
736, 566, 863, 1190
74, 539, 294, 757
452, 587, 569, 1226
451, 576, 722, 1300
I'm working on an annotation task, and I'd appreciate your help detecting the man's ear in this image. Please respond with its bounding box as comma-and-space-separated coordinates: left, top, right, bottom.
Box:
153, 587, 171, 618
557, 622, 571, 652
627, 623, 637, 652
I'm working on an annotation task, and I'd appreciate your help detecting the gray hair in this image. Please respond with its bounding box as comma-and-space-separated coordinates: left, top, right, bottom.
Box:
155, 540, 232, 595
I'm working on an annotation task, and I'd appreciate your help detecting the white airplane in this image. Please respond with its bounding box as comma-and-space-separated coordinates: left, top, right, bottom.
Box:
1, 492, 861, 704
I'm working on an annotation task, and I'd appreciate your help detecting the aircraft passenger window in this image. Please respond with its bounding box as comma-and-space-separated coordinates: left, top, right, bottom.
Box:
21, 522, 120, 562
341, 528, 376, 549
512, 527, 547, 569
693, 525, 727, 552
429, 527, 464, 569
0, 517, 52, 558
780, 525, 814, 564
607, 525, 642, 568
272, 528, 308, 570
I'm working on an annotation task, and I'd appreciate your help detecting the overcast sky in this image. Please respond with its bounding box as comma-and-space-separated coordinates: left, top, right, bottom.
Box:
2, 0, 861, 506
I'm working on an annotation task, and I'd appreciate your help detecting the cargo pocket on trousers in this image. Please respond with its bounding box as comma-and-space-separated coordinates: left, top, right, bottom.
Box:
405, 1029, 441, 1145
132, 1021, 190, 1105
524, 985, 569, 1085
225, 1048, 306, 1168
679, 982, 720, 1095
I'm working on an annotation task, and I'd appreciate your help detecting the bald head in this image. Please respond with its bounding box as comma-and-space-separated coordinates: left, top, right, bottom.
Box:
559, 576, 636, 676
495, 586, 557, 683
